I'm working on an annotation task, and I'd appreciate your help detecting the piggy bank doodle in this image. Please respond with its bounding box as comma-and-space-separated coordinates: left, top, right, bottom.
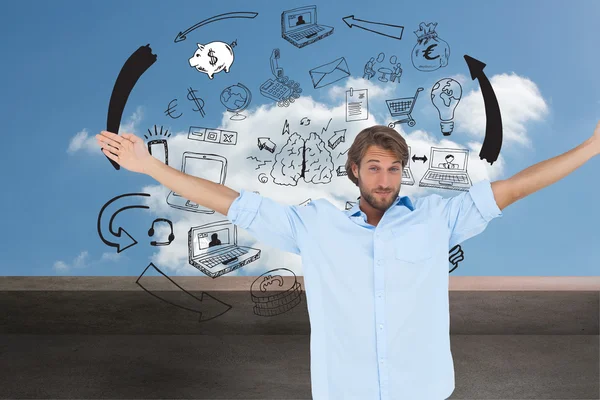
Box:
188, 40, 237, 79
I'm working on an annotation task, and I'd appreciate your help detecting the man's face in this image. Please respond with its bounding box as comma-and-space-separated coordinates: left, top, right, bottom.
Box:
352, 145, 403, 212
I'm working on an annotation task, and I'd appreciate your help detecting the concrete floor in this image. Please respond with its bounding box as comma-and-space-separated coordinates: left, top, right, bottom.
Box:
0, 277, 598, 399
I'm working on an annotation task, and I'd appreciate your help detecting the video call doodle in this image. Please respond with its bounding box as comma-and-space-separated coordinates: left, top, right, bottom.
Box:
346, 87, 368, 122
148, 218, 175, 246
136, 262, 232, 322
300, 117, 310, 126
166, 152, 228, 214
164, 98, 182, 119
464, 55, 503, 165
188, 220, 261, 278
448, 244, 464, 273
188, 126, 238, 146
251, 268, 303, 317
97, 193, 151, 253
258, 137, 277, 153
386, 87, 424, 128
270, 123, 335, 186
186, 87, 206, 118
341, 15, 404, 40
431, 78, 462, 136
418, 147, 472, 191
105, 44, 157, 170
309, 56, 350, 89
220, 82, 251, 120
328, 129, 346, 150
411, 22, 450, 72
174, 11, 258, 43
188, 40, 236, 80
260, 48, 302, 107
281, 5, 333, 48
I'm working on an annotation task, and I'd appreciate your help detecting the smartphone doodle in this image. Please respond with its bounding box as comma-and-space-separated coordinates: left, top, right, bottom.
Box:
148, 139, 168, 165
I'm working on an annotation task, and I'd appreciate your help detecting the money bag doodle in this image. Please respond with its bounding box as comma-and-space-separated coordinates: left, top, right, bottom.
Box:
188, 40, 237, 79
411, 22, 450, 72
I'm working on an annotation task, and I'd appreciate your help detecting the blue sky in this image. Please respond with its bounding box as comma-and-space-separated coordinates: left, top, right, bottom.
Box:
1, 0, 599, 276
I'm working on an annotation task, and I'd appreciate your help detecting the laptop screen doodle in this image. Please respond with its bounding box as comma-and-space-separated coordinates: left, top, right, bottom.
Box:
194, 227, 231, 256
287, 12, 313, 28
431, 150, 467, 171
173, 157, 224, 197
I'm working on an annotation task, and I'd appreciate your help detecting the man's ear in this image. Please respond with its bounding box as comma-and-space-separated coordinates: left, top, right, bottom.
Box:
352, 163, 358, 176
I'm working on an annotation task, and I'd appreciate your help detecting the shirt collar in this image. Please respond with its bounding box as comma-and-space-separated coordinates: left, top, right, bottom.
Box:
344, 195, 415, 217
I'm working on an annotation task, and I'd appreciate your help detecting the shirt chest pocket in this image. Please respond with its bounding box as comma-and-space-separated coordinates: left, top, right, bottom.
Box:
391, 223, 437, 263
387, 224, 440, 290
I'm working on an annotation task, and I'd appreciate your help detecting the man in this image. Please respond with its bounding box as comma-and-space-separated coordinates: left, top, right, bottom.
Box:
438, 154, 458, 169
96, 123, 600, 399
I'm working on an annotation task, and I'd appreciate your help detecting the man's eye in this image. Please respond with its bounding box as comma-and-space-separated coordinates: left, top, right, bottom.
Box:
370, 167, 378, 171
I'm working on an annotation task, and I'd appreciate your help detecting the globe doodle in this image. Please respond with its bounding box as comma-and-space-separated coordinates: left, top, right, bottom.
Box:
220, 82, 251, 120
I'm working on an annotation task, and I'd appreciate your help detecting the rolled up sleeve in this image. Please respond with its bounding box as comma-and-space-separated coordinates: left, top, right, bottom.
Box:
227, 189, 302, 255
439, 179, 503, 247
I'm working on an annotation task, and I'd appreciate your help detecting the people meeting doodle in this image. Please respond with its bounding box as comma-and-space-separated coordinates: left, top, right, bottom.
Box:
96, 122, 600, 400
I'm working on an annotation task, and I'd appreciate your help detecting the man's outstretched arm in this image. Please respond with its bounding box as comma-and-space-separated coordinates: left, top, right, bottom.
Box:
491, 121, 600, 210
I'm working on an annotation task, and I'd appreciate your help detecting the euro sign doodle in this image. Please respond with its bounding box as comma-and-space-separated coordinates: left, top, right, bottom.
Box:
423, 44, 439, 60
164, 99, 182, 119
208, 48, 218, 66
186, 87, 206, 117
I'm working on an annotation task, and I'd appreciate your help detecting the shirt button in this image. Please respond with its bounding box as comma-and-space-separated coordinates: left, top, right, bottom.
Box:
377, 293, 383, 298
379, 324, 384, 330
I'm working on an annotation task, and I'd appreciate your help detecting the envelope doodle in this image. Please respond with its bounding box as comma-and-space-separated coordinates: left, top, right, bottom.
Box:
309, 57, 351, 89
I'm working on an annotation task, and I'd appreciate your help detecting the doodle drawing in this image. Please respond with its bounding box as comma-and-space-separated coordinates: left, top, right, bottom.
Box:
189, 40, 236, 79
431, 78, 462, 136
281, 5, 334, 48
418, 147, 472, 191
188, 220, 261, 278
251, 268, 303, 317
386, 87, 424, 128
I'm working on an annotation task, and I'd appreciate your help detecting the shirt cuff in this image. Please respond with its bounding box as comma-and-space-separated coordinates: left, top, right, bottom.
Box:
226, 189, 263, 229
468, 179, 503, 222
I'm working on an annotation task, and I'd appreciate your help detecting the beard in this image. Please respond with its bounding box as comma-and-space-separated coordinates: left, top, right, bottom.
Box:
358, 181, 401, 212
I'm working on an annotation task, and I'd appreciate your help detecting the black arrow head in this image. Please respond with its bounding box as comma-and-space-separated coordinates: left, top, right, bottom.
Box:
342, 15, 355, 28
464, 55, 487, 80
411, 154, 417, 162
423, 155, 428, 163
174, 32, 186, 43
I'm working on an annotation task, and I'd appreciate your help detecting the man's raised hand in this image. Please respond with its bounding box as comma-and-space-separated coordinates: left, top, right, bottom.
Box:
96, 131, 154, 174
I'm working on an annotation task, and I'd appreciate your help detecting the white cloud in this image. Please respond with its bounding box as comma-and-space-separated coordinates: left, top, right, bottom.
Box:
67, 106, 144, 154
83, 73, 545, 277
53, 250, 121, 273
140, 86, 516, 276
454, 73, 549, 149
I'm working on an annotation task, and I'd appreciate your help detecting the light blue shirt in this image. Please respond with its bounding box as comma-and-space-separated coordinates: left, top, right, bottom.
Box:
227, 179, 503, 400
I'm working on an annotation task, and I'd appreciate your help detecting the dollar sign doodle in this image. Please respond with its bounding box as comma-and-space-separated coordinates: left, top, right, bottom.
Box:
208, 49, 218, 66
186, 87, 206, 117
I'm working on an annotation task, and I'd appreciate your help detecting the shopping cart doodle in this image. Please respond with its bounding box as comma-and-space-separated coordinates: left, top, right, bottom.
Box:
386, 87, 423, 128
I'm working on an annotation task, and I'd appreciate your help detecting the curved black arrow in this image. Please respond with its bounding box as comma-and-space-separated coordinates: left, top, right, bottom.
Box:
105, 44, 157, 170
97, 193, 151, 253
464, 55, 503, 165
174, 12, 259, 43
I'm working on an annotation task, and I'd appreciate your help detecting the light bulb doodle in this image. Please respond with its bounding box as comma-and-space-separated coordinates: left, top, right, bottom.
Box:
430, 78, 462, 136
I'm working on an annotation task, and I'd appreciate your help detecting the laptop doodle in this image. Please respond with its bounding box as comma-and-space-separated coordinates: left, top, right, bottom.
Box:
418, 147, 472, 191
188, 220, 261, 278
402, 145, 415, 186
281, 5, 334, 48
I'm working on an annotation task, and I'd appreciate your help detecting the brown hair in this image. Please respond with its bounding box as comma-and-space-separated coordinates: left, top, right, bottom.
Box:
345, 125, 409, 187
